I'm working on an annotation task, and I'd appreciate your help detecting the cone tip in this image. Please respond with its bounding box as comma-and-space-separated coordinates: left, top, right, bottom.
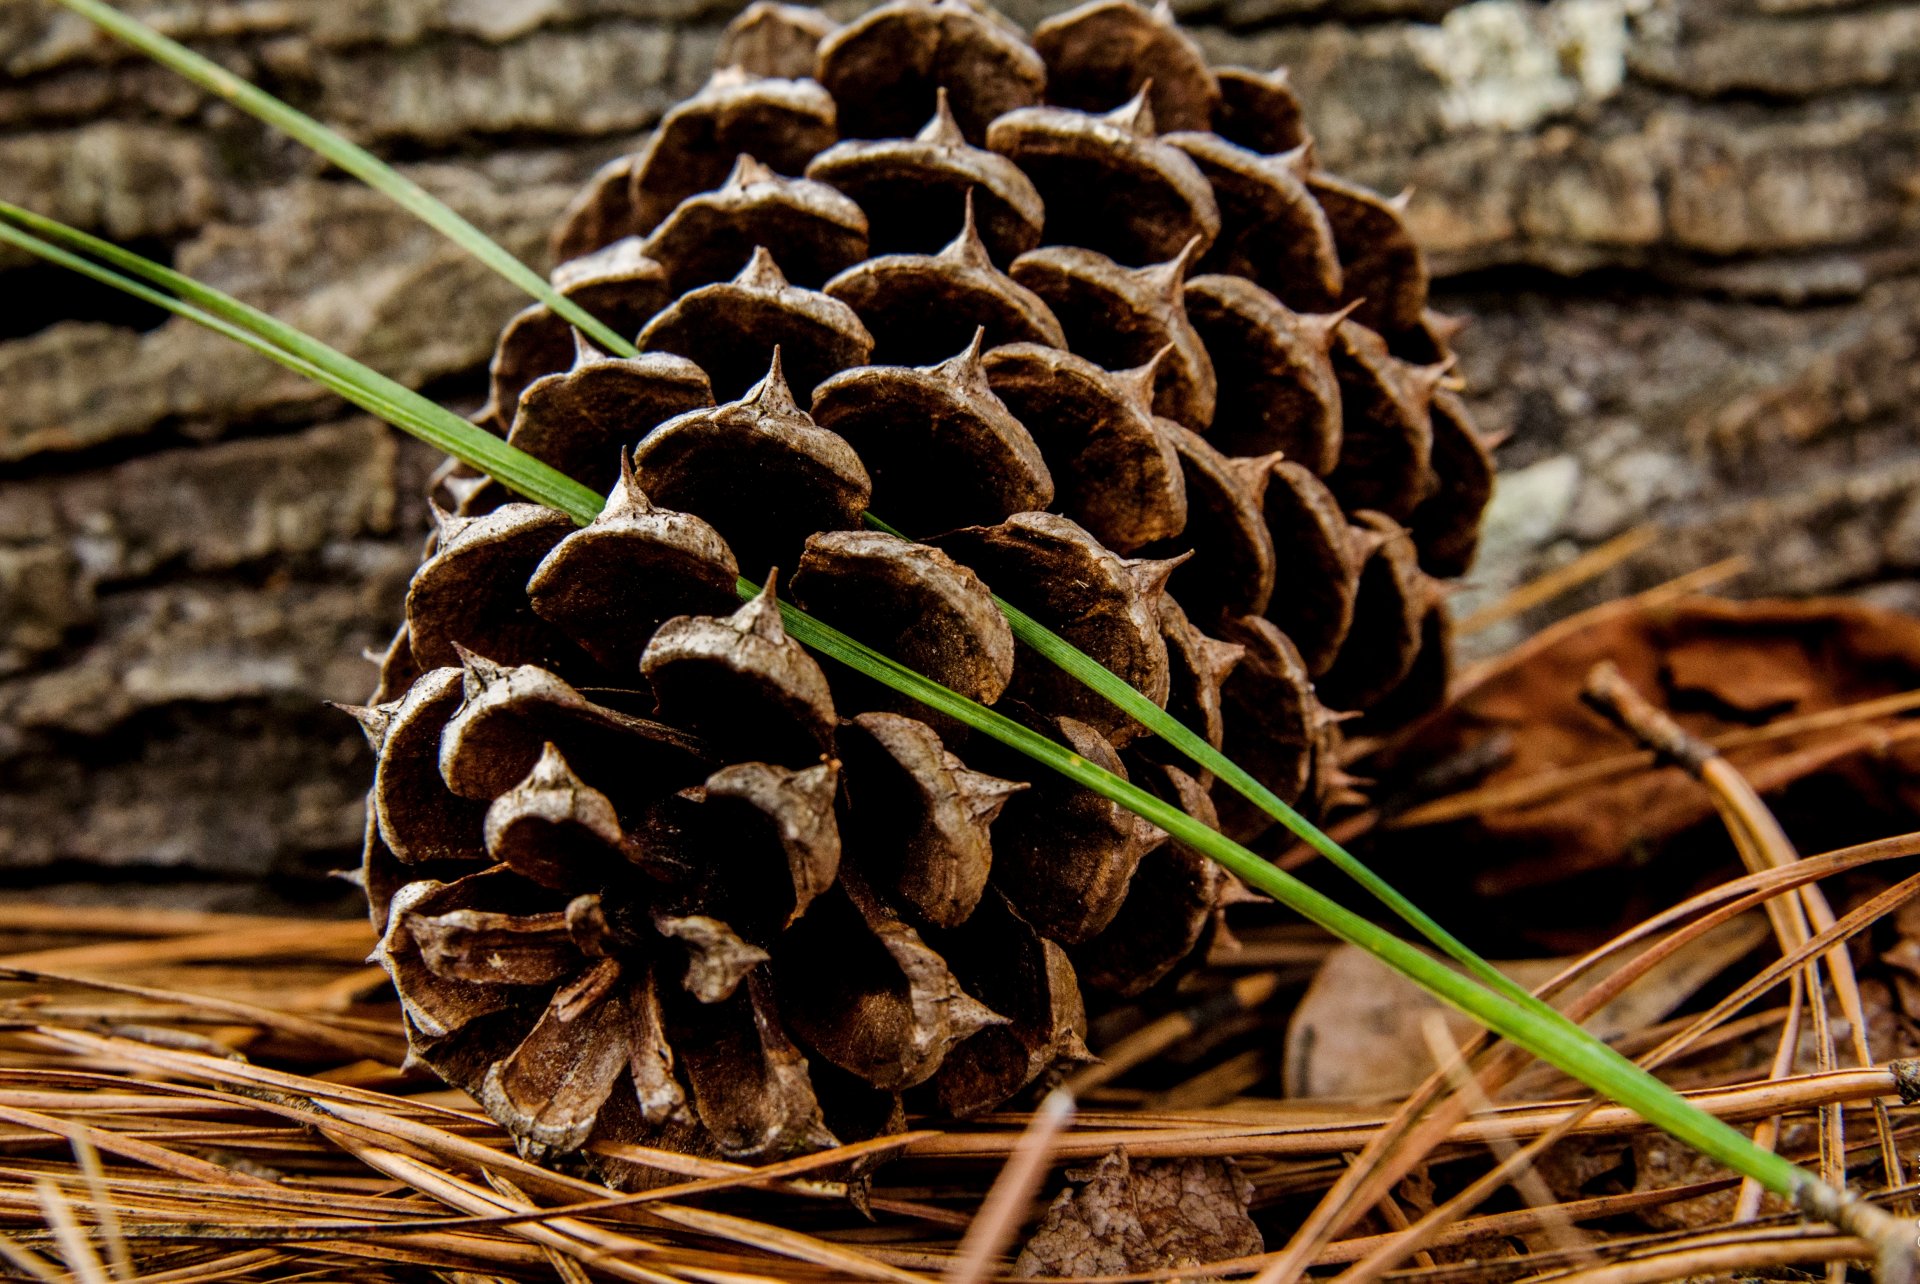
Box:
1105, 82, 1157, 137
736, 244, 791, 291
937, 190, 994, 269
918, 86, 967, 146
730, 571, 790, 641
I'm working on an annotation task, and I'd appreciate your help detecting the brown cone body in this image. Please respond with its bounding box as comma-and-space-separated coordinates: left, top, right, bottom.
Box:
360, 0, 1494, 1177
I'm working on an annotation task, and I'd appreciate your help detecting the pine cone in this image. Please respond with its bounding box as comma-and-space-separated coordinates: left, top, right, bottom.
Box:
357, 0, 1495, 1175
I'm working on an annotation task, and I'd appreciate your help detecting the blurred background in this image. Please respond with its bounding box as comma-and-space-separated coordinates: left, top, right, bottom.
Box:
1, 0, 1917, 908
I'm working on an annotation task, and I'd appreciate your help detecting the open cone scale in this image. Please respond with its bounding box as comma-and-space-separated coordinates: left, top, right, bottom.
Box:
353, 0, 1497, 1176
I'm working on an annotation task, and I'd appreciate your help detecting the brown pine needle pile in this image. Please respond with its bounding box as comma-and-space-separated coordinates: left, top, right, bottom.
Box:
2, 810, 1918, 1284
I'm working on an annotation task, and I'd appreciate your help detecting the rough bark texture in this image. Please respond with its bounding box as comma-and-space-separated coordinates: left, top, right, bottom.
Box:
1, 0, 1916, 886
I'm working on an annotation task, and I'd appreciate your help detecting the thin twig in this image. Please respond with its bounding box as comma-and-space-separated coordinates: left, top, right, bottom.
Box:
35, 1178, 109, 1284
1418, 1014, 1589, 1260
67, 1135, 131, 1282
1066, 973, 1279, 1095
1456, 525, 1659, 635
1390, 687, 1920, 829
1522, 1234, 1875, 1284
1453, 566, 1748, 697
944, 1090, 1073, 1284
1735, 971, 1805, 1221
1584, 662, 1895, 1184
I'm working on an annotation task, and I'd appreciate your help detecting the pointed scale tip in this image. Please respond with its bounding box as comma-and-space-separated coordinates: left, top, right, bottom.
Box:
571, 327, 612, 372
1104, 82, 1157, 138
1273, 141, 1313, 176
1301, 299, 1363, 350
1131, 812, 1171, 852
917, 86, 967, 147
526, 740, 585, 791
1134, 236, 1199, 303
1321, 701, 1365, 728
730, 570, 790, 642
931, 325, 992, 390
1169, 231, 1203, 276
953, 765, 1027, 825
429, 501, 478, 547
736, 244, 791, 291
453, 642, 515, 696
1218, 873, 1265, 907
1344, 520, 1392, 562
1124, 551, 1190, 600
723, 153, 779, 189
1113, 343, 1173, 412
1225, 451, 1284, 500
1403, 357, 1452, 404
1201, 636, 1245, 687
601, 449, 659, 522
937, 190, 994, 270
743, 345, 804, 417
1110, 86, 1157, 139
950, 991, 1011, 1042
331, 700, 397, 749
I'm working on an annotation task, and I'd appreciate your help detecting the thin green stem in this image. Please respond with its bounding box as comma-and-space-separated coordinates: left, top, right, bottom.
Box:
0, 204, 602, 524
47, 0, 638, 360
0, 226, 397, 422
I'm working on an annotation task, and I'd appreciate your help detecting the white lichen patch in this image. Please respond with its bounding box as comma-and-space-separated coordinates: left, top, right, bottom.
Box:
1410, 0, 1646, 132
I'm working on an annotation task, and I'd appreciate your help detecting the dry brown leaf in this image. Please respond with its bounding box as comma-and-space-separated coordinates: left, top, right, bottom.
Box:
1370, 596, 1920, 922
1012, 1148, 1262, 1278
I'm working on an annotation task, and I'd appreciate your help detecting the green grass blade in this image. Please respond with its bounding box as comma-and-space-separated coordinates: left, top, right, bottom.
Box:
1002, 599, 1531, 986
0, 223, 453, 443
10, 210, 1822, 1206
860, 520, 1548, 1021
0, 224, 348, 398
0, 204, 602, 524
745, 571, 1812, 1201
47, 0, 639, 360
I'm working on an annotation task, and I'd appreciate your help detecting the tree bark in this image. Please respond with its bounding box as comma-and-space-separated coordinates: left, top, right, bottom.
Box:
0, 0, 1915, 884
